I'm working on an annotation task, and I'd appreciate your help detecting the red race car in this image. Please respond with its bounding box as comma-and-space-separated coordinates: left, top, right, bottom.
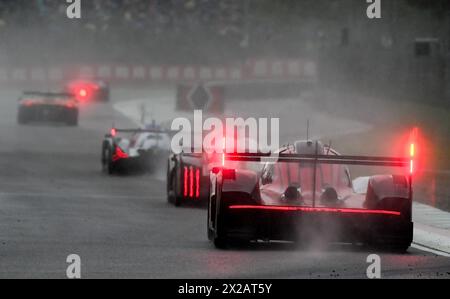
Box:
208, 140, 415, 252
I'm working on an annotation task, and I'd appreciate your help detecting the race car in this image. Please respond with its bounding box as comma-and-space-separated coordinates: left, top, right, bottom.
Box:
207, 140, 414, 252
17, 91, 79, 126
65, 80, 110, 102
166, 133, 259, 207
102, 125, 171, 175
166, 151, 213, 207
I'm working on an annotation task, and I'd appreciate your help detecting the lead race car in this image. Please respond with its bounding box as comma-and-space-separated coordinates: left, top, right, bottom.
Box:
102, 124, 171, 175
208, 140, 415, 252
17, 91, 79, 126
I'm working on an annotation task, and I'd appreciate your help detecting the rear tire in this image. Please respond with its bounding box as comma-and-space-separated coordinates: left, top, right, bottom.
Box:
101, 90, 110, 102
212, 202, 229, 249
17, 110, 28, 125
174, 192, 182, 207
366, 240, 411, 254
66, 110, 79, 126
213, 236, 229, 249
167, 161, 176, 204
167, 162, 182, 207
386, 243, 411, 253
102, 145, 116, 175
170, 164, 183, 207
207, 197, 214, 241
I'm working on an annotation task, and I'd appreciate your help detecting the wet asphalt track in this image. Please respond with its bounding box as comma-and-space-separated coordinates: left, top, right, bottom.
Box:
0, 87, 449, 279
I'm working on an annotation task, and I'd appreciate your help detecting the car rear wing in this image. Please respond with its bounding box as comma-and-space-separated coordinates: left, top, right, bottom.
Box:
184, 152, 411, 171
21, 91, 74, 98
225, 153, 411, 168
220, 142, 415, 206
106, 128, 174, 138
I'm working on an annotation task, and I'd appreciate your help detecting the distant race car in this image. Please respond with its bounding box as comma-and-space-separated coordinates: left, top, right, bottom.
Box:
102, 126, 171, 175
207, 140, 414, 252
65, 80, 110, 102
17, 91, 79, 126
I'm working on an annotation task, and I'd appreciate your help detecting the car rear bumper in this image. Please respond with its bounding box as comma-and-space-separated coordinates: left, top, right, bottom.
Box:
223, 206, 413, 245
19, 105, 77, 122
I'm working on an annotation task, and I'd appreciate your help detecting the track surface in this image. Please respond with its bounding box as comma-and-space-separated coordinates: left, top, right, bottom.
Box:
0, 87, 449, 279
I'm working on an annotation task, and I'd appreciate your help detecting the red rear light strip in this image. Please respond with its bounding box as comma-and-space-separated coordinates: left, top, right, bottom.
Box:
229, 205, 401, 216
190, 167, 194, 198
112, 147, 129, 162
184, 167, 188, 197
184, 166, 201, 199
196, 168, 200, 198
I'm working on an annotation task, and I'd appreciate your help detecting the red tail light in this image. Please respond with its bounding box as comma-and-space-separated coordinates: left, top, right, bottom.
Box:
69, 82, 96, 101
79, 89, 88, 98
409, 127, 418, 175
184, 166, 188, 197
23, 100, 35, 107
183, 166, 201, 199
190, 167, 194, 198
112, 147, 128, 162
196, 168, 201, 198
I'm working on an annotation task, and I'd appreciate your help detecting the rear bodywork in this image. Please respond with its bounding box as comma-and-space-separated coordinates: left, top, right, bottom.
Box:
167, 152, 214, 206
208, 142, 414, 251
167, 131, 259, 207
17, 92, 79, 126
167, 148, 256, 207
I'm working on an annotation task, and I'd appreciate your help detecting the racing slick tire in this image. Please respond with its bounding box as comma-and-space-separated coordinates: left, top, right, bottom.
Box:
213, 235, 229, 249
101, 92, 110, 103
208, 204, 228, 249
17, 109, 28, 125
365, 233, 412, 253
167, 161, 176, 204
210, 198, 230, 249
390, 243, 411, 253
213, 216, 230, 249
167, 160, 183, 207
66, 110, 79, 127
368, 241, 411, 254
67, 116, 78, 127
102, 143, 116, 175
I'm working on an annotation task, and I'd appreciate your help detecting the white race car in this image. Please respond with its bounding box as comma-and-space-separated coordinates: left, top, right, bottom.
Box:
102, 125, 171, 174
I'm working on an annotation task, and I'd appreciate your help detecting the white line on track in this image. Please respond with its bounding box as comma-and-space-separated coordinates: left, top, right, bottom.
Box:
411, 243, 450, 257
0, 192, 160, 201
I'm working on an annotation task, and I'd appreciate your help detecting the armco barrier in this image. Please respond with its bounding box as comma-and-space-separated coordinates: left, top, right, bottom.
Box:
0, 59, 317, 84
